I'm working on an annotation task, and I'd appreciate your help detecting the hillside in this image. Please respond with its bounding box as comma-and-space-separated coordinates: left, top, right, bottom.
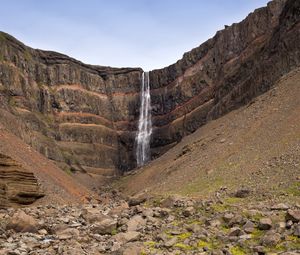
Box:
116, 67, 300, 202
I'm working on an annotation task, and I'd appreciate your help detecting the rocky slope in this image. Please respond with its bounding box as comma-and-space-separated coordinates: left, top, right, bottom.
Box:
1, 0, 299, 176
0, 192, 299, 254
0, 124, 94, 206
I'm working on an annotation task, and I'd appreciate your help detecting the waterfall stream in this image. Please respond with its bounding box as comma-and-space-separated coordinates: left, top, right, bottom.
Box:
136, 72, 152, 167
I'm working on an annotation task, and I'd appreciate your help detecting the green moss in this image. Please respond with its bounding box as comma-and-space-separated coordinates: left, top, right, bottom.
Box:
111, 228, 118, 235
251, 229, 264, 240
220, 224, 230, 233
229, 246, 246, 255
197, 239, 220, 250
144, 241, 157, 248
224, 197, 242, 204
197, 240, 212, 249
286, 182, 300, 196
211, 203, 231, 212
177, 232, 192, 240
174, 243, 193, 250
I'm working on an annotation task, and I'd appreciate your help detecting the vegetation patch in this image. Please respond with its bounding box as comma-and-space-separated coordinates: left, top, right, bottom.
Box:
229, 246, 247, 255
174, 243, 193, 250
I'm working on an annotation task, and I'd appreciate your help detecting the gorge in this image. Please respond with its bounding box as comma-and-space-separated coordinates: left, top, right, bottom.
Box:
0, 0, 299, 178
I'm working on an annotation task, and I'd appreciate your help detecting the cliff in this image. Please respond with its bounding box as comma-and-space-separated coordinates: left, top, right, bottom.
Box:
0, 0, 299, 176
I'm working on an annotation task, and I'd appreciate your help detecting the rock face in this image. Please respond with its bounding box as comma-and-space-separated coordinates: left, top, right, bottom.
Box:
0, 153, 44, 207
0, 0, 299, 174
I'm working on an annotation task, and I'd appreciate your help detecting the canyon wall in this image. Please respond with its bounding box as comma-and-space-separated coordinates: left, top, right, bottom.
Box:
0, 0, 299, 175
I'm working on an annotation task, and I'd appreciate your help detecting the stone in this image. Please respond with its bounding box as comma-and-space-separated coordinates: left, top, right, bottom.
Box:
234, 188, 251, 198
6, 211, 39, 233
164, 237, 178, 248
260, 230, 281, 246
228, 227, 243, 237
91, 218, 117, 235
271, 203, 289, 210
127, 215, 146, 231
242, 220, 255, 233
128, 192, 148, 206
258, 218, 272, 230
182, 207, 195, 217
223, 213, 234, 223
81, 208, 108, 223
56, 228, 79, 240
286, 209, 300, 222
293, 224, 300, 237
113, 231, 140, 245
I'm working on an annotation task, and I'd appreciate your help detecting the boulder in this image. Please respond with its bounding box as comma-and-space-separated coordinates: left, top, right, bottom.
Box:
127, 215, 146, 231
113, 231, 140, 245
258, 218, 272, 230
286, 209, 300, 223
6, 211, 39, 233
91, 218, 117, 235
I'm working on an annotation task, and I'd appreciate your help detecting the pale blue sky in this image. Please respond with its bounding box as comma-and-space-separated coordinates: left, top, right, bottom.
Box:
1, 0, 269, 71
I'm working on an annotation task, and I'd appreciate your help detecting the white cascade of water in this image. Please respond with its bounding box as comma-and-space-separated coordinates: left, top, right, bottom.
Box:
136, 71, 152, 167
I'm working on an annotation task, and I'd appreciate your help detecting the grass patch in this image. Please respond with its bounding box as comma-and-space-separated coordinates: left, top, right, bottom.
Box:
111, 228, 117, 235
177, 232, 192, 240
197, 239, 220, 250
230, 246, 247, 255
211, 203, 231, 212
286, 182, 300, 196
251, 229, 264, 240
174, 243, 193, 250
144, 241, 157, 248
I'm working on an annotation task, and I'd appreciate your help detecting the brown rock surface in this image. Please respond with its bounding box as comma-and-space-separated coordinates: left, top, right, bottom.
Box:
0, 153, 44, 207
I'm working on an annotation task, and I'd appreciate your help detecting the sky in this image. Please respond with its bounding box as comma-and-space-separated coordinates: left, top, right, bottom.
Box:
1, 0, 270, 71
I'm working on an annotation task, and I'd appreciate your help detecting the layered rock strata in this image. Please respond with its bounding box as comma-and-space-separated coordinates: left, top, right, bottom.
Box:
0, 154, 44, 207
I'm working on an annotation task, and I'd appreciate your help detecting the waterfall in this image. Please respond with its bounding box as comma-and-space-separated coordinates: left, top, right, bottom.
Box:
136, 71, 152, 167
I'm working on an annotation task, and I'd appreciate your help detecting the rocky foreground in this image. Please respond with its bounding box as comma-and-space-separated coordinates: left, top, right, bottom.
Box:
0, 191, 299, 255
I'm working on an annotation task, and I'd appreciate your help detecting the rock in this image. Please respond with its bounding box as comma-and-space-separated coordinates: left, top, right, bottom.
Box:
274, 222, 286, 233
109, 202, 129, 216
260, 230, 281, 246
127, 215, 146, 232
186, 223, 202, 233
116, 242, 143, 255
0, 154, 44, 207
164, 237, 178, 248
6, 211, 39, 233
228, 214, 244, 227
81, 207, 108, 223
128, 192, 148, 206
223, 213, 235, 223
242, 220, 255, 234
142, 208, 154, 217
293, 224, 300, 237
258, 218, 272, 230
234, 188, 251, 198
91, 218, 117, 235
271, 203, 289, 210
56, 228, 80, 240
286, 209, 300, 222
228, 227, 244, 236
207, 219, 221, 227
182, 207, 195, 217
113, 231, 140, 245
